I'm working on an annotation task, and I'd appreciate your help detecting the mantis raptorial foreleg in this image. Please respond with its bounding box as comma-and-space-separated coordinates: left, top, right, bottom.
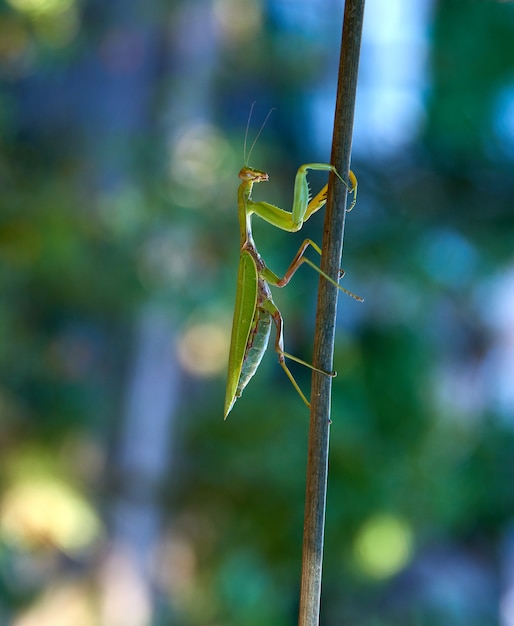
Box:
247, 163, 357, 232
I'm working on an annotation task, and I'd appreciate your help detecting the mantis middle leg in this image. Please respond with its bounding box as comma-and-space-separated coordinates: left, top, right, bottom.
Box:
261, 239, 363, 301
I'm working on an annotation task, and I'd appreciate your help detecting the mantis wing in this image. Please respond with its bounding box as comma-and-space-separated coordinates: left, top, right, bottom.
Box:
224, 250, 259, 419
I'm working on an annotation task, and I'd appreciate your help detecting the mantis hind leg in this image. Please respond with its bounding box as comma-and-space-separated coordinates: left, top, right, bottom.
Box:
260, 298, 334, 410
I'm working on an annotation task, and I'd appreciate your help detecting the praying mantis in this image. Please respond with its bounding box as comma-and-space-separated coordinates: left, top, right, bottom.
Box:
224, 115, 361, 419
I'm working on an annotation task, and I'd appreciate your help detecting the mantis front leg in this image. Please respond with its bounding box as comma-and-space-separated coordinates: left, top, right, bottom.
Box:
248, 163, 357, 233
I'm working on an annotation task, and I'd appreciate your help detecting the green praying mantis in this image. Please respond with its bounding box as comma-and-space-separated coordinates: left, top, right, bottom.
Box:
224, 112, 362, 419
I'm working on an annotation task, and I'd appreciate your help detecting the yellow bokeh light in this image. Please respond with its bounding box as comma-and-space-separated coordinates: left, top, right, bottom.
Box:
353, 513, 413, 579
177, 319, 230, 377
12, 583, 96, 626
6, 0, 74, 17
33, 7, 79, 47
213, 0, 263, 45
0, 477, 102, 553
168, 123, 233, 208
6, 0, 79, 48
13, 582, 95, 626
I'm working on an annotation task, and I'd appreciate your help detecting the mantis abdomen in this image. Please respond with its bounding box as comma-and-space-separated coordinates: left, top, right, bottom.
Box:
235, 307, 272, 399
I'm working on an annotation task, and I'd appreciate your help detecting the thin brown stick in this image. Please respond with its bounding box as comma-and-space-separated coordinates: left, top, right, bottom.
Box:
297, 1, 366, 625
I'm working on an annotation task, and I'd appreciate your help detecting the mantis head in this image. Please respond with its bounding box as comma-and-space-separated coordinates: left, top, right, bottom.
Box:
238, 166, 269, 183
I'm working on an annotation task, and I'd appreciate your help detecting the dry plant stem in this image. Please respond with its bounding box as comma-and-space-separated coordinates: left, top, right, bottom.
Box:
297, 1, 366, 625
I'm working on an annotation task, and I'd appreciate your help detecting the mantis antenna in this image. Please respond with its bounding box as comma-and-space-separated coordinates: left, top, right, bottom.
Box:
243, 102, 276, 166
